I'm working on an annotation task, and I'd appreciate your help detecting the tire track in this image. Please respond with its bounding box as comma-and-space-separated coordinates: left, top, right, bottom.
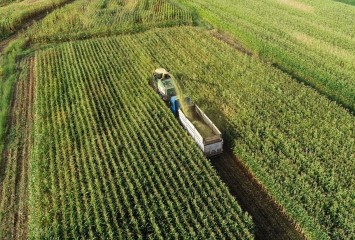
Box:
0, 57, 35, 239
210, 150, 305, 240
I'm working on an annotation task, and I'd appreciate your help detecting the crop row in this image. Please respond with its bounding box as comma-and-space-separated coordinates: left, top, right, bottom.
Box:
29, 32, 254, 238
0, 0, 70, 40
177, 0, 355, 113
27, 0, 193, 43
335, 0, 355, 6
96, 26, 353, 239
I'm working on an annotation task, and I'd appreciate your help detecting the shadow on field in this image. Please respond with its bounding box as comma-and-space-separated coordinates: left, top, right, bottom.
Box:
205, 104, 305, 240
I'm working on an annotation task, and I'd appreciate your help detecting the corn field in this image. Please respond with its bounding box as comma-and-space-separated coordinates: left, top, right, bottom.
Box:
29, 28, 254, 239
178, 0, 355, 113
27, 0, 193, 43
0, 0, 70, 39
155, 27, 354, 240
153, 27, 355, 240
48, 26, 355, 240
1, 0, 354, 239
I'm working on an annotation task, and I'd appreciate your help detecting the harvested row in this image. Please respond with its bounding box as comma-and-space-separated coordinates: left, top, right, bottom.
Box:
177, 0, 355, 113
29, 31, 254, 238
81, 27, 354, 239
27, 0, 193, 43
0, 57, 35, 239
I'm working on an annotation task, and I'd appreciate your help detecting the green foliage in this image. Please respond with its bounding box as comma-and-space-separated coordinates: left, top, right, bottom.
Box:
63, 26, 355, 240
0, 38, 26, 156
0, 0, 70, 40
29, 28, 254, 239
0, 0, 18, 7
177, 0, 355, 114
27, 0, 193, 43
335, 0, 355, 6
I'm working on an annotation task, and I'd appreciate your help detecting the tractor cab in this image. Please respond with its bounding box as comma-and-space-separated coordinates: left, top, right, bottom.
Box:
152, 68, 176, 101
153, 68, 170, 80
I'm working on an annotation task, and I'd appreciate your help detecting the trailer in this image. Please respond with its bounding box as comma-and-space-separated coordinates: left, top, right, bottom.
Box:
170, 96, 223, 157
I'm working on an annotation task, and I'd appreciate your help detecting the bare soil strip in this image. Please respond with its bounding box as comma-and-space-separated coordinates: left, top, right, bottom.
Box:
0, 34, 17, 54
210, 151, 305, 240
209, 29, 253, 56
0, 57, 35, 239
15, 57, 35, 239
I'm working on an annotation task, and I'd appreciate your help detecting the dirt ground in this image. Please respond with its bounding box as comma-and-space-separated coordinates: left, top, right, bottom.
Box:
210, 150, 305, 240
0, 57, 35, 239
209, 29, 253, 56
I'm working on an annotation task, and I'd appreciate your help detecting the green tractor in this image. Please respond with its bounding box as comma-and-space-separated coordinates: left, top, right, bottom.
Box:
151, 68, 176, 102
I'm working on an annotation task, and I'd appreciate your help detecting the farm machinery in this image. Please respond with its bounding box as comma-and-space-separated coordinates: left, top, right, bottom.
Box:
151, 68, 176, 101
151, 68, 223, 157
